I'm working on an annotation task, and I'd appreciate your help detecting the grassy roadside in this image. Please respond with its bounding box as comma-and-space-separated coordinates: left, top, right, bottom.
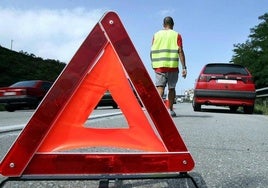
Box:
254, 98, 268, 115
0, 104, 4, 111
254, 105, 268, 115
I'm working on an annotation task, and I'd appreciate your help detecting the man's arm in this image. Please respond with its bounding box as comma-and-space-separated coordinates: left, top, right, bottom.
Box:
178, 34, 187, 78
179, 49, 187, 78
179, 48, 186, 69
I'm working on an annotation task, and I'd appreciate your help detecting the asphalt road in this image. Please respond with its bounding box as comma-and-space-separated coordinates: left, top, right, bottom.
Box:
0, 103, 267, 187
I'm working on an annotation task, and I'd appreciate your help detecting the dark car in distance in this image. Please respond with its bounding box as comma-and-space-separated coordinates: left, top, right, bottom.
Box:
95, 87, 142, 109
0, 80, 53, 112
193, 63, 256, 114
95, 90, 118, 109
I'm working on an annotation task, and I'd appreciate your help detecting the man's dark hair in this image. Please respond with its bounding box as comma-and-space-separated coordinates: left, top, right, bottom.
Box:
163, 16, 174, 27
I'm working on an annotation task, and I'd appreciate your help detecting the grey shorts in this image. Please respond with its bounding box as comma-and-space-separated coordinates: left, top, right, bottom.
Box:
155, 71, 178, 89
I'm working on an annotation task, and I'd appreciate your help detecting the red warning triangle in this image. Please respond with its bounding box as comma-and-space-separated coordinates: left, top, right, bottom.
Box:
0, 11, 194, 177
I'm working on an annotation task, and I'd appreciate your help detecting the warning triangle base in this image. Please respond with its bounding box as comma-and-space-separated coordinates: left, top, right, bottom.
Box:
23, 152, 194, 175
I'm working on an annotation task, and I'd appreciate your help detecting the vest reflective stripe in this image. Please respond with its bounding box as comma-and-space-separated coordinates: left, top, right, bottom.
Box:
151, 30, 179, 69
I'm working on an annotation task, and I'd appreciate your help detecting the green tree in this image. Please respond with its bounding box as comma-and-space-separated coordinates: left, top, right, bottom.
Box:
231, 13, 268, 88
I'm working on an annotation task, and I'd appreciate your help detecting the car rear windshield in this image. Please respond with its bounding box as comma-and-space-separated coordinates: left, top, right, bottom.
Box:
10, 81, 37, 87
203, 64, 249, 75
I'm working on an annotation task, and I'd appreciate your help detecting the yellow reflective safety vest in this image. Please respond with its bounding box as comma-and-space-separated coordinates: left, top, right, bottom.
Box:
151, 29, 179, 69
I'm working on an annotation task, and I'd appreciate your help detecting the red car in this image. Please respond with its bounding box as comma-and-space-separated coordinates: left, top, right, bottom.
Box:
0, 80, 53, 112
193, 63, 256, 114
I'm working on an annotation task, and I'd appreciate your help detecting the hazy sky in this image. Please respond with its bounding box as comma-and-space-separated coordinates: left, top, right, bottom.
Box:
0, 0, 267, 92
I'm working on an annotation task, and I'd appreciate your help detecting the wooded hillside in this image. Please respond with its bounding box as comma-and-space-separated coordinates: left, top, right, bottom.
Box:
0, 46, 65, 87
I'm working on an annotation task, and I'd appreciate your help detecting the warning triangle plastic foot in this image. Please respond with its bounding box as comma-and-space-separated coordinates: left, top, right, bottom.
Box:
0, 11, 194, 177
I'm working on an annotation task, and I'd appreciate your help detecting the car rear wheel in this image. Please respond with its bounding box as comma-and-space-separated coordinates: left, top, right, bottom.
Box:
229, 106, 238, 113
192, 101, 201, 111
5, 105, 16, 112
243, 105, 254, 114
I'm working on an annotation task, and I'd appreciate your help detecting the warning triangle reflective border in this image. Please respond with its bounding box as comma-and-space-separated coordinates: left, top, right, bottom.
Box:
0, 11, 194, 177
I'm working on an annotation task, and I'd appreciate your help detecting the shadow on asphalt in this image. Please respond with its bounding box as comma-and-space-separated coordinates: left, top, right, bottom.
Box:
115, 172, 207, 188
201, 108, 244, 114
0, 172, 207, 188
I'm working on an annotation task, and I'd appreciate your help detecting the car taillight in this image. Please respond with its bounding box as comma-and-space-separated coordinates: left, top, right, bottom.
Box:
198, 75, 209, 82
14, 89, 27, 95
242, 77, 254, 84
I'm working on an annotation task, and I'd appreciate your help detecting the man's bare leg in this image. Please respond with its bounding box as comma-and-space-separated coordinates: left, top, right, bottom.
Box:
168, 88, 175, 111
156, 86, 165, 98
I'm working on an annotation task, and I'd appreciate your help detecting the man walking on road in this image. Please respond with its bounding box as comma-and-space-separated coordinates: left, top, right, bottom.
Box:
151, 16, 187, 117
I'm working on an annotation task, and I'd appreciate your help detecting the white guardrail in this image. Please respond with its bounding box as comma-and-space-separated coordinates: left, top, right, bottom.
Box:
256, 87, 268, 98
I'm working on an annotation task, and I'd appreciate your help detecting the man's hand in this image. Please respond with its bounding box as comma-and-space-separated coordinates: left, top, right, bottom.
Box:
182, 69, 187, 78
